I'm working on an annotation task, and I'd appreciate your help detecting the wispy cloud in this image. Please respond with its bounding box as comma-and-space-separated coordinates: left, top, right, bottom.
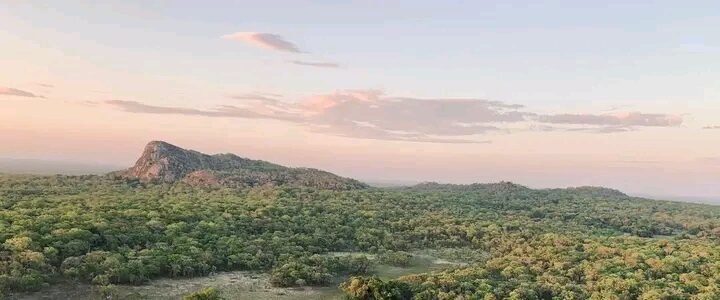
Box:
565, 126, 634, 133
308, 122, 490, 144
36, 83, 54, 88
0, 87, 45, 98
221, 32, 302, 53
106, 90, 684, 143
108, 100, 215, 116
529, 114, 683, 133
289, 60, 340, 68
106, 91, 520, 143
703, 125, 720, 129
536, 112, 682, 127
107, 100, 300, 121
229, 93, 282, 102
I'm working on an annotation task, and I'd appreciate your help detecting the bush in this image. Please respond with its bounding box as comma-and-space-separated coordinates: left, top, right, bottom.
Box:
377, 251, 413, 267
182, 287, 223, 300
340, 276, 412, 300
269, 262, 333, 287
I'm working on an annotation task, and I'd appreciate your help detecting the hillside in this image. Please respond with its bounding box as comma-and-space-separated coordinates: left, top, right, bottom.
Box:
115, 141, 368, 190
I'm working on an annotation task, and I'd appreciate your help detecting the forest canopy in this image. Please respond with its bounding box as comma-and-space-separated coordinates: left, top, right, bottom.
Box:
1, 174, 720, 299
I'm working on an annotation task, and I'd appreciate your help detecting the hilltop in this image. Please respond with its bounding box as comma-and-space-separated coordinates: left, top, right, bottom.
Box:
115, 140, 368, 190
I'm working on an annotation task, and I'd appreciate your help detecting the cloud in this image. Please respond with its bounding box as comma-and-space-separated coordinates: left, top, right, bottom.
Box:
106, 90, 683, 143
108, 100, 213, 115
301, 91, 528, 139
106, 91, 524, 143
308, 123, 490, 144
106, 100, 300, 121
532, 112, 683, 134
0, 87, 44, 98
289, 60, 340, 68
561, 126, 633, 134
221, 32, 302, 53
536, 112, 682, 128
703, 125, 720, 129
229, 93, 282, 102
36, 83, 54, 88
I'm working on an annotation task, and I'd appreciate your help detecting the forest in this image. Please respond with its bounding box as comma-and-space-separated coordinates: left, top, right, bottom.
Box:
2, 174, 720, 299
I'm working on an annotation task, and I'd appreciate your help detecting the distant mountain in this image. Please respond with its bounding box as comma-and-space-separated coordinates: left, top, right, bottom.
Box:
556, 186, 628, 198
403, 181, 628, 198
634, 194, 720, 205
0, 158, 121, 175
114, 141, 368, 190
405, 181, 531, 193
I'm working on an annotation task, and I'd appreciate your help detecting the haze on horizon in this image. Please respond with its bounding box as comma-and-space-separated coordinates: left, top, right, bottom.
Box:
1, 1, 718, 198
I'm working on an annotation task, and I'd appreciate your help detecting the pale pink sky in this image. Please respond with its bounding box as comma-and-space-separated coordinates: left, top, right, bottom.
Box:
1, 1, 719, 197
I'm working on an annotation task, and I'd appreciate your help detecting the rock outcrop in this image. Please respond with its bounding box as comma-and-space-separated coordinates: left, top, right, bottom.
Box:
117, 141, 368, 190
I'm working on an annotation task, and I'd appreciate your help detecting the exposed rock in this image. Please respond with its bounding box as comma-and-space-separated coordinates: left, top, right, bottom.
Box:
118, 141, 368, 190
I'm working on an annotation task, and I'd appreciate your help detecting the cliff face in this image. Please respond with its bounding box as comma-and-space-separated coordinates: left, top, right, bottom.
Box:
125, 141, 237, 182
119, 141, 368, 190
125, 141, 189, 182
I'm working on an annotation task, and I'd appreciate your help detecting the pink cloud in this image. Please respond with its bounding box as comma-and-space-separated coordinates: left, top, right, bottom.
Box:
302, 89, 382, 112
221, 32, 302, 53
106, 90, 683, 143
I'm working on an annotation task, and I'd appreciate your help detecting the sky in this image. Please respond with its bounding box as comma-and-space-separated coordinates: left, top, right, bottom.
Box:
1, 0, 719, 197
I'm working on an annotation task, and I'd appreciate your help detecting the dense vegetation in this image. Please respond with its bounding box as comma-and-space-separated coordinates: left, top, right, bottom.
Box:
1, 175, 720, 299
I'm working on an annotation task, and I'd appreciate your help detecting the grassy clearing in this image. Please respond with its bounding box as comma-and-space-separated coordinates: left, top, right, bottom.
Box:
11, 251, 467, 300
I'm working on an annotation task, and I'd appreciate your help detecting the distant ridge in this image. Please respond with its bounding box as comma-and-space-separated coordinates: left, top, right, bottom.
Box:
0, 158, 121, 175
115, 141, 368, 190
403, 181, 628, 197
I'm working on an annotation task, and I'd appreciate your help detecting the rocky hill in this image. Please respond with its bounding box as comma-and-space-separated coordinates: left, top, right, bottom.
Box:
116, 141, 368, 190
